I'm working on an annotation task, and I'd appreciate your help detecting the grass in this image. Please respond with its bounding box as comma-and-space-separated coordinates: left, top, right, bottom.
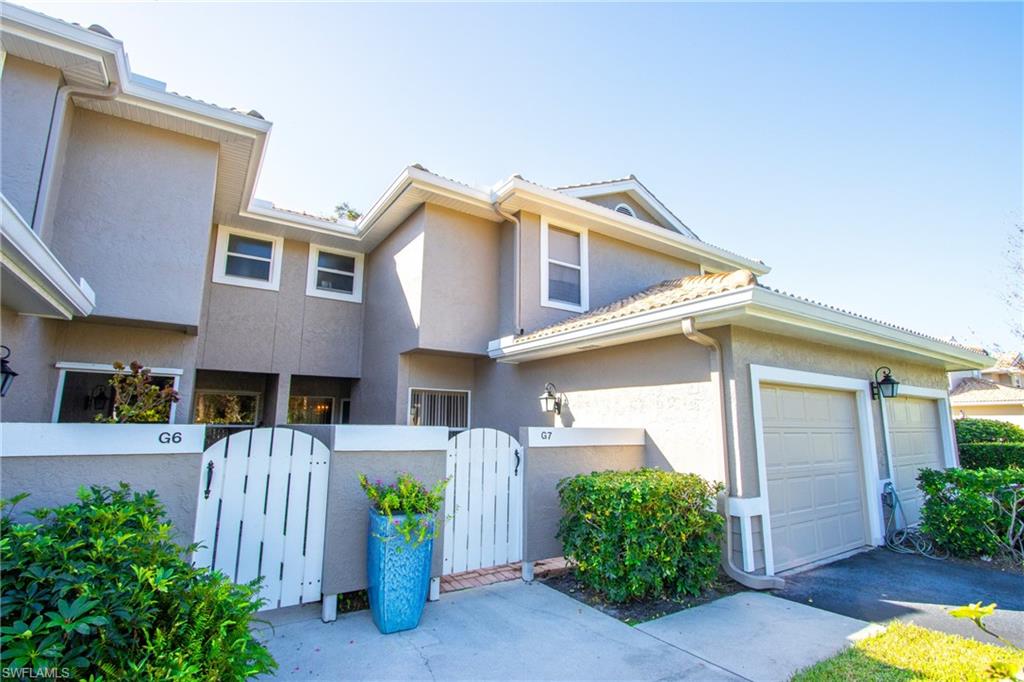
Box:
791, 622, 1024, 682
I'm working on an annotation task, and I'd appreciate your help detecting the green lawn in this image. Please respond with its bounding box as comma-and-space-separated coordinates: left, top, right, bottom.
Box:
791, 622, 1024, 682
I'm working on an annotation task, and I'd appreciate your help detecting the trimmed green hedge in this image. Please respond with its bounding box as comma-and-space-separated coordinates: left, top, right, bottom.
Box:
918, 467, 1024, 558
958, 442, 1024, 470
954, 418, 1024, 445
556, 468, 724, 602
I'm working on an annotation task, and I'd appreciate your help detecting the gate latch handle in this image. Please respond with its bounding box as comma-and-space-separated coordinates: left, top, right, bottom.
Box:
514, 449, 521, 477
203, 461, 215, 499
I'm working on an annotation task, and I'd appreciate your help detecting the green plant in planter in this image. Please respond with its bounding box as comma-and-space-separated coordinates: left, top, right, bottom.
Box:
359, 473, 448, 548
94, 361, 180, 424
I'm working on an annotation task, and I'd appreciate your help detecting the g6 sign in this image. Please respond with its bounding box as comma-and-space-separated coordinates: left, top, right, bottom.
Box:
159, 431, 183, 444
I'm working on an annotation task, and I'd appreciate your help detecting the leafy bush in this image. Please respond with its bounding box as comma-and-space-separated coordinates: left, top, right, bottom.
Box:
958, 442, 1024, 470
359, 472, 447, 548
556, 468, 724, 603
918, 467, 1024, 561
954, 418, 1024, 445
0, 485, 276, 680
96, 360, 180, 423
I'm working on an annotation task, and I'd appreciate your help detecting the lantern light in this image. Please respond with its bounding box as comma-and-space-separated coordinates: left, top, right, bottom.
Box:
0, 346, 16, 398
539, 382, 562, 415
871, 366, 900, 400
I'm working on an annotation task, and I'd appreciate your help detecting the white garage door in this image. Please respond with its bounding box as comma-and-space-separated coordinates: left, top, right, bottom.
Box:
762, 384, 869, 572
887, 397, 945, 526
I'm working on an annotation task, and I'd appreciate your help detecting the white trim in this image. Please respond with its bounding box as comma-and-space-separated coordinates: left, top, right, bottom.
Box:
406, 387, 472, 430
51, 363, 183, 424
540, 216, 589, 313
726, 496, 769, 572
748, 364, 884, 577
193, 389, 262, 426
523, 427, 645, 448
613, 203, 636, 218
558, 178, 698, 239
333, 425, 450, 452
880, 385, 959, 470
212, 225, 283, 291
305, 244, 364, 303
2, 423, 206, 457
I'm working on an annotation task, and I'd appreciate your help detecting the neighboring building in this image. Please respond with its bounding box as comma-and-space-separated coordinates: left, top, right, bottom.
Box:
950, 351, 1024, 427
0, 4, 991, 581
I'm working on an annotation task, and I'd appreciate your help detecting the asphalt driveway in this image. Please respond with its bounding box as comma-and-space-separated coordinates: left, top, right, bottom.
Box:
773, 549, 1023, 646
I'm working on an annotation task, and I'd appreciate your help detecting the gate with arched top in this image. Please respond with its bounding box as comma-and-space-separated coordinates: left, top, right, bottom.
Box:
442, 428, 523, 575
192, 427, 329, 611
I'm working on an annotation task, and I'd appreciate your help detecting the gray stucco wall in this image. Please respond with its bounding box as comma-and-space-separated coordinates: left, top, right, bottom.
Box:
197, 236, 363, 378
48, 109, 218, 329
578, 191, 671, 231
521, 440, 645, 562
0, 307, 199, 424
321, 450, 446, 594
0, 453, 202, 546
719, 326, 951, 496
1, 56, 60, 225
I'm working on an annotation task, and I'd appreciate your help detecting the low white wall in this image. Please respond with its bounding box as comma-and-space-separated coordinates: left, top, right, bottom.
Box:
522, 426, 645, 448
333, 425, 449, 451
2, 423, 207, 456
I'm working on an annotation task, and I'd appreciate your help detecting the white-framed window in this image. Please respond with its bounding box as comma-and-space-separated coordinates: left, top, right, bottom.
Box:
193, 390, 261, 426
614, 203, 636, 218
212, 225, 284, 291
51, 361, 182, 423
540, 216, 589, 313
408, 388, 470, 432
306, 244, 364, 302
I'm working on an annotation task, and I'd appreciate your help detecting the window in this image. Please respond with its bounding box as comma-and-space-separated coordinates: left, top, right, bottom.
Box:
288, 396, 335, 424
614, 203, 636, 218
306, 245, 364, 302
212, 226, 283, 291
52, 362, 180, 423
408, 388, 470, 433
193, 391, 260, 426
540, 217, 589, 312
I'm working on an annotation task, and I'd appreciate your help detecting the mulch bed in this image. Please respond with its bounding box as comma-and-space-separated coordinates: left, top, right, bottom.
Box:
948, 554, 1024, 576
541, 568, 745, 625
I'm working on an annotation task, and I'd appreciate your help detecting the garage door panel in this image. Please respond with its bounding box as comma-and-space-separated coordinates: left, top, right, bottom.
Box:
762, 384, 870, 572
887, 397, 944, 527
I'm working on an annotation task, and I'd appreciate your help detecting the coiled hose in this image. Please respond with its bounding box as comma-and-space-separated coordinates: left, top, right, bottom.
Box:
882, 481, 948, 559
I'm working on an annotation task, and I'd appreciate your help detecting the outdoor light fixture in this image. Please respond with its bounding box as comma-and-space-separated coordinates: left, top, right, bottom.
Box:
871, 366, 900, 400
0, 346, 16, 397
539, 382, 562, 415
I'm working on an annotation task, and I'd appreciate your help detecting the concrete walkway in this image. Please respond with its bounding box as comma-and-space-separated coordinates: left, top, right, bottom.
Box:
773, 549, 1024, 646
258, 582, 874, 681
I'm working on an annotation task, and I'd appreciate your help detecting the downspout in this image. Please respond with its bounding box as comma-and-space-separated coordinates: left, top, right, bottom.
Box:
32, 81, 121, 233
494, 203, 523, 334
681, 319, 784, 590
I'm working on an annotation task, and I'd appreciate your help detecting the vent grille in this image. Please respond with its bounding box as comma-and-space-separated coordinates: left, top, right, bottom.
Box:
614, 203, 636, 218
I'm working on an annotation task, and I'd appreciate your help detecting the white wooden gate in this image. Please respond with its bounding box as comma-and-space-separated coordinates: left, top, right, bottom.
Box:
193, 427, 329, 611
443, 428, 523, 575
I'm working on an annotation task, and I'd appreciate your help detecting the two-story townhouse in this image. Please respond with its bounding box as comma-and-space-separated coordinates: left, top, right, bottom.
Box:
1, 4, 992, 581
950, 351, 1024, 426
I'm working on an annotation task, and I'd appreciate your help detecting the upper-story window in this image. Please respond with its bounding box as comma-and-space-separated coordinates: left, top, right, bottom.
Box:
614, 203, 636, 218
213, 226, 283, 291
541, 217, 589, 313
306, 245, 364, 303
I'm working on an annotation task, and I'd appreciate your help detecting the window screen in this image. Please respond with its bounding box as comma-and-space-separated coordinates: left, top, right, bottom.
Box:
409, 389, 469, 430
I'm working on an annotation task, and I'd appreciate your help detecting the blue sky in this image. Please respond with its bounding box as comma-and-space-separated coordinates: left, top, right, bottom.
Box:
21, 1, 1024, 351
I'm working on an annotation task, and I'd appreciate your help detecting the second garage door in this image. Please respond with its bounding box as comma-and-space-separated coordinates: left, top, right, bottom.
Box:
887, 397, 945, 526
762, 384, 870, 572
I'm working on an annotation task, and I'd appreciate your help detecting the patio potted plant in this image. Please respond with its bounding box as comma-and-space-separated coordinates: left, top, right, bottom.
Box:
359, 472, 447, 634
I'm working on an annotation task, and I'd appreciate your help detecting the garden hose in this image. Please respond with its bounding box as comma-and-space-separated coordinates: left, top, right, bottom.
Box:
882, 481, 948, 560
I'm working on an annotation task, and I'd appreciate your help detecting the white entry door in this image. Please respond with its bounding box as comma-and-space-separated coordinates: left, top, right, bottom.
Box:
887, 397, 945, 526
193, 427, 330, 611
762, 384, 870, 572
443, 428, 523, 574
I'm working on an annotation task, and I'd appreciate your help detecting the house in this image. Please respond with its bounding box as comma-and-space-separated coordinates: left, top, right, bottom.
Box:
949, 351, 1024, 427
0, 3, 991, 586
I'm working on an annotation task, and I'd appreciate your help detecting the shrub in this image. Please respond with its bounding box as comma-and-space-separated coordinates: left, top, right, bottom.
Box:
0, 484, 276, 680
95, 360, 180, 423
359, 472, 447, 548
918, 467, 1024, 561
958, 442, 1024, 470
954, 418, 1024, 445
556, 468, 724, 603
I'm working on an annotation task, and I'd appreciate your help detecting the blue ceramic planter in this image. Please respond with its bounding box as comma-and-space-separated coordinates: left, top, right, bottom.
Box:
366, 509, 433, 634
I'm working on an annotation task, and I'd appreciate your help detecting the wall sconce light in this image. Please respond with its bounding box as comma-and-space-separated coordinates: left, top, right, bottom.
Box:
0, 346, 17, 398
871, 366, 900, 400
539, 382, 563, 415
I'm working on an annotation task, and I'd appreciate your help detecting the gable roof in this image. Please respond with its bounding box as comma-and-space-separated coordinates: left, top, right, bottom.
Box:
987, 351, 1024, 372
950, 377, 1024, 405
555, 175, 698, 239
489, 270, 991, 370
